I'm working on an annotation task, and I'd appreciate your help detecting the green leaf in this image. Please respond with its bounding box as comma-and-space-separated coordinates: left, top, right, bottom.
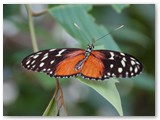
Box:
78, 78, 123, 116
43, 96, 58, 116
115, 27, 150, 48
132, 72, 155, 91
36, 73, 56, 89
35, 72, 69, 90
48, 5, 120, 51
48, 5, 123, 116
111, 4, 130, 13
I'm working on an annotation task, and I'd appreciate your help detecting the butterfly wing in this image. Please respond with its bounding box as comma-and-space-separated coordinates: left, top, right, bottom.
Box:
81, 50, 143, 80
22, 48, 85, 78
22, 48, 143, 80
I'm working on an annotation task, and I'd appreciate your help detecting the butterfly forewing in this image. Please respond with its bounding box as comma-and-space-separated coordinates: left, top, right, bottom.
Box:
22, 48, 84, 77
93, 50, 143, 79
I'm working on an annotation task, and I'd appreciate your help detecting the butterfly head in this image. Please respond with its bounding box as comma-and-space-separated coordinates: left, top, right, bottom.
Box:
84, 44, 94, 57
87, 44, 94, 51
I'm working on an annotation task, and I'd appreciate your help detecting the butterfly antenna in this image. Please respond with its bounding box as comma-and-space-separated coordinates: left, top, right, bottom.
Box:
95, 25, 124, 43
74, 23, 91, 44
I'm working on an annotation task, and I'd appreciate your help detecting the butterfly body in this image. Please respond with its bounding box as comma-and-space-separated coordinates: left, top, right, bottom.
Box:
22, 44, 143, 80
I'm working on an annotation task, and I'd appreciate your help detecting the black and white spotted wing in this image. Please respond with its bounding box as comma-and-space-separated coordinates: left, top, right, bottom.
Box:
96, 50, 143, 78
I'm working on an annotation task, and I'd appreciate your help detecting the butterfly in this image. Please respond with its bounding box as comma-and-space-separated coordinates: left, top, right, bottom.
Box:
22, 43, 143, 80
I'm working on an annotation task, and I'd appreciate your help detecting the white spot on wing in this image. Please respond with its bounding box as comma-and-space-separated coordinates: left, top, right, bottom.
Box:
33, 55, 39, 59
126, 72, 128, 77
134, 67, 138, 73
121, 60, 126, 67
136, 61, 140, 65
136, 65, 140, 69
104, 75, 108, 78
50, 60, 55, 64
110, 64, 113, 68
32, 65, 35, 68
44, 53, 48, 56
120, 53, 125, 56
130, 66, 133, 71
37, 52, 42, 54
31, 60, 35, 64
112, 73, 115, 77
41, 55, 48, 61
118, 67, 123, 73
56, 49, 66, 56
26, 60, 30, 65
123, 57, 127, 61
29, 55, 34, 58
131, 60, 135, 65
49, 49, 56, 52
107, 72, 111, 76
109, 52, 114, 60
39, 62, 44, 67
131, 57, 135, 60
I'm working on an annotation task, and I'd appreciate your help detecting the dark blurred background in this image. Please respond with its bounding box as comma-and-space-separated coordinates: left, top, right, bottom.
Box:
3, 4, 155, 116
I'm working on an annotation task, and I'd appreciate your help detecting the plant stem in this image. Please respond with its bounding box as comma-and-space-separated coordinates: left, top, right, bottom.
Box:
54, 78, 60, 98
43, 78, 60, 116
25, 4, 39, 52
59, 85, 67, 115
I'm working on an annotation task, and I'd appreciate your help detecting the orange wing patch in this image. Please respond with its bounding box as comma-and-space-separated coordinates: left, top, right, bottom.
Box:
55, 50, 105, 79
55, 50, 84, 76
92, 51, 105, 59
81, 52, 105, 79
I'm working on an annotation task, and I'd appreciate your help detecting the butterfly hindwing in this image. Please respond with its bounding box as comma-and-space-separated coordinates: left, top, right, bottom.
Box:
81, 51, 106, 80
22, 48, 84, 77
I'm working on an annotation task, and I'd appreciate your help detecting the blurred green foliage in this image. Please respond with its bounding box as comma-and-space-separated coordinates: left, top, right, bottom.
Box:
3, 4, 155, 116
111, 4, 130, 13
